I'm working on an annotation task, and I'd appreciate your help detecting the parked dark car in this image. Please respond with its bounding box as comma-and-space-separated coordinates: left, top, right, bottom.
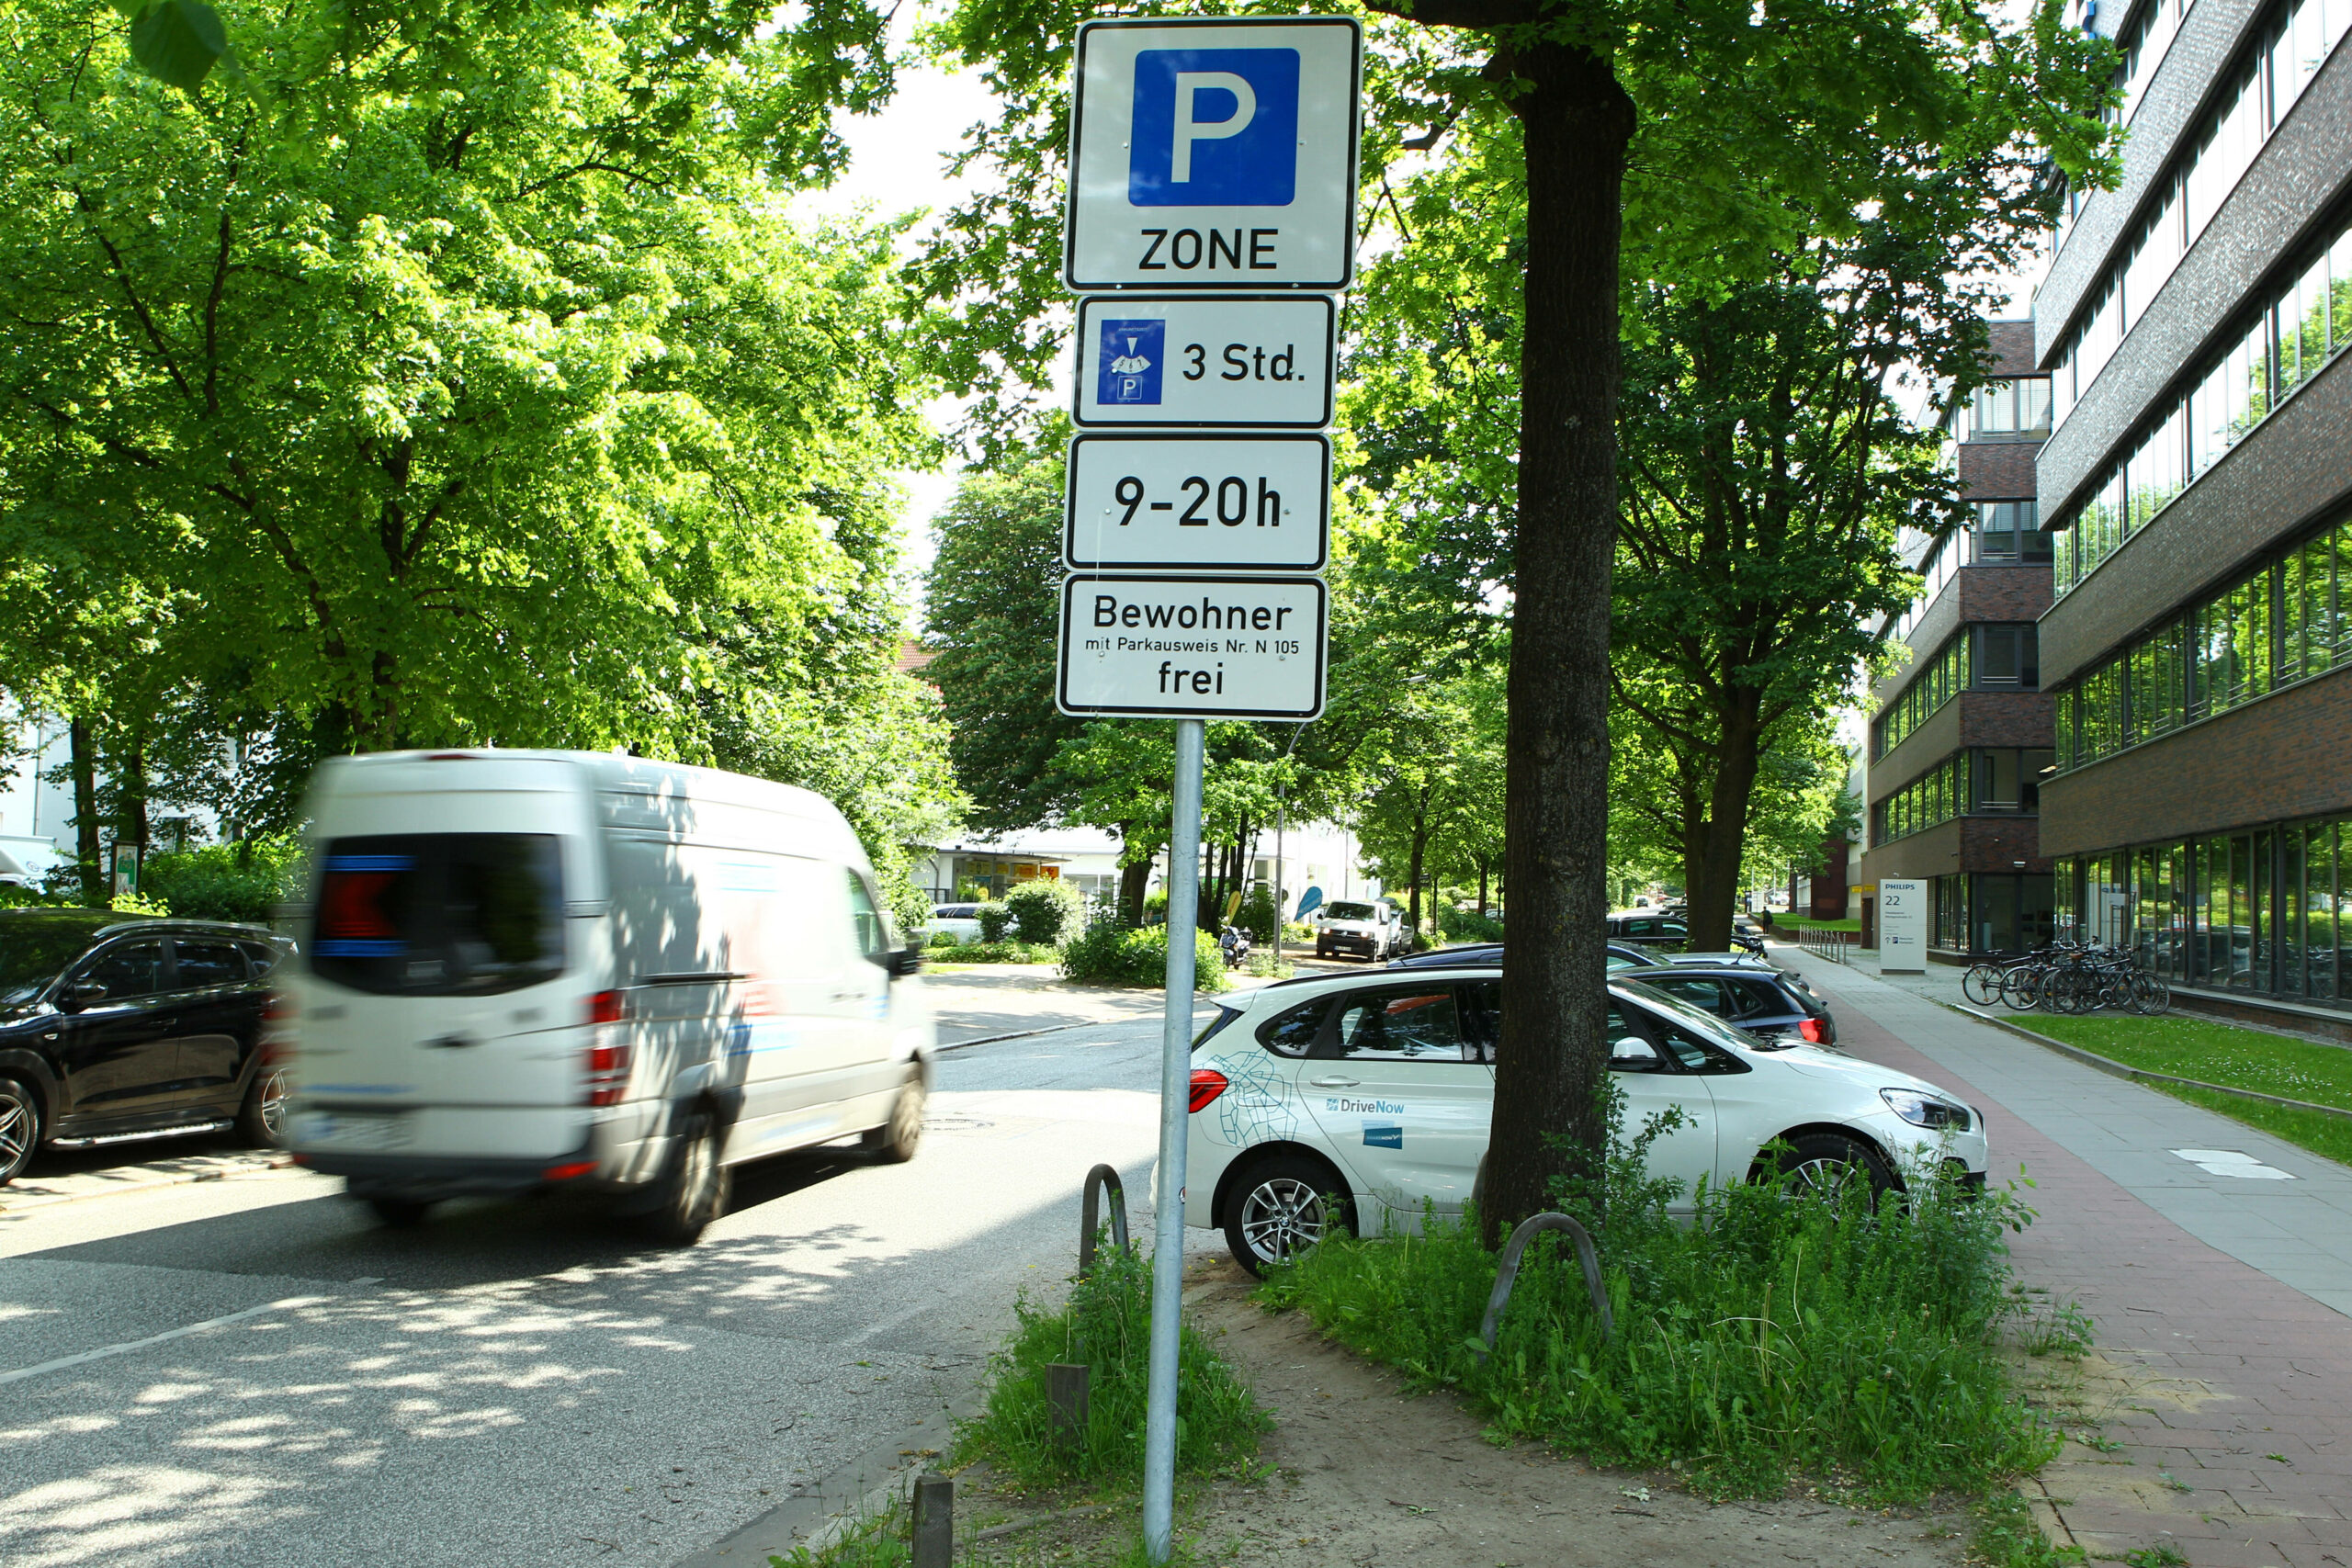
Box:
0, 910, 289, 1184
1626, 964, 1837, 1046
1606, 912, 1765, 957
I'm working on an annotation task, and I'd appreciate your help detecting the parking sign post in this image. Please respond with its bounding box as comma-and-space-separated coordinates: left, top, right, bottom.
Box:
1057, 23, 1358, 1561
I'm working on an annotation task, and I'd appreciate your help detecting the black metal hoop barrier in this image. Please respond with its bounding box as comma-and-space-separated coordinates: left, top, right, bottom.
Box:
1080, 1163, 1130, 1273
1477, 1212, 1615, 1359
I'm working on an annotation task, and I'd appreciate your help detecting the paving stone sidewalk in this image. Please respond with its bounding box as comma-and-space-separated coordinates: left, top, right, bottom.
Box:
1775, 946, 2352, 1567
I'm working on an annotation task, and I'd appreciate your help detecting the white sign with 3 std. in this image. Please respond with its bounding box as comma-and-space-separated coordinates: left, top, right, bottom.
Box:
1057, 574, 1327, 719
1879, 878, 1928, 974
1073, 295, 1335, 427
1064, 434, 1329, 572
1064, 17, 1363, 291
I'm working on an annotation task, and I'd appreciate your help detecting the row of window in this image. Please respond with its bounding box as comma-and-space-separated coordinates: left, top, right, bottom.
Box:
1961, 379, 2054, 440
2055, 510, 2352, 768
1877, 637, 1971, 754
2050, 0, 2351, 423
1873, 749, 2056, 844
2059, 818, 2352, 1004
2054, 213, 2352, 596
1874, 626, 2041, 756
2058, 0, 2197, 244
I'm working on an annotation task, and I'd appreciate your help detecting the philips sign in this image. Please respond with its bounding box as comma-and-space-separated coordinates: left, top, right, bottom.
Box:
1065, 18, 1361, 291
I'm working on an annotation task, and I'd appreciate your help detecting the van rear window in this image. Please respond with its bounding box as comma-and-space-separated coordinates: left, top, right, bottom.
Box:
311, 834, 565, 996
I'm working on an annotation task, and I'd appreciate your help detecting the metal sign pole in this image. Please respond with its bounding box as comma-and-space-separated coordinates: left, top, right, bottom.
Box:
1143, 716, 1204, 1562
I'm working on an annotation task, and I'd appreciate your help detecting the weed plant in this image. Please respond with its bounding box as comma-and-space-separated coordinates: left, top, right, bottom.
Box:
1261, 1084, 2059, 1500
961, 1242, 1268, 1487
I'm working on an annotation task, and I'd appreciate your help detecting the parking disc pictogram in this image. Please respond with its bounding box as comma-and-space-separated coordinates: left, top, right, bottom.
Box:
1065, 17, 1363, 292
1074, 296, 1335, 428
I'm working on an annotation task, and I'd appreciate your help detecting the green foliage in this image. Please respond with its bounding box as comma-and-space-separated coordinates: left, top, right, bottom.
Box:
0, 884, 72, 909
2010, 1014, 2352, 1111
139, 836, 302, 925
926, 939, 1057, 965
1236, 885, 1280, 944
1438, 907, 1506, 943
961, 1242, 1268, 1487
975, 902, 1013, 943
1002, 879, 1084, 945
1971, 1491, 2086, 1568
108, 889, 171, 916
1262, 1087, 2054, 1500
1058, 922, 1228, 993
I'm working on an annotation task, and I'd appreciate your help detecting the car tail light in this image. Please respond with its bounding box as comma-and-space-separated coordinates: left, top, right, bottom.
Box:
584, 990, 630, 1107
259, 993, 295, 1063
1188, 1067, 1228, 1113
1797, 1018, 1825, 1044
542, 1161, 597, 1181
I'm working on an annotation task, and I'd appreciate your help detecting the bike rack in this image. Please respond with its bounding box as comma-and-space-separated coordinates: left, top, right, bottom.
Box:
1477, 1212, 1613, 1360
1079, 1163, 1130, 1272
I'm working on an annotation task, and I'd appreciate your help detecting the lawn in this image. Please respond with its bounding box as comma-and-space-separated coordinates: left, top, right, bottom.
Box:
1777, 915, 1860, 932
2008, 1012, 2352, 1168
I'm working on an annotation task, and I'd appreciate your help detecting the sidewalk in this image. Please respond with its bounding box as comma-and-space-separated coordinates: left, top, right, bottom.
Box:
1774, 944, 2352, 1567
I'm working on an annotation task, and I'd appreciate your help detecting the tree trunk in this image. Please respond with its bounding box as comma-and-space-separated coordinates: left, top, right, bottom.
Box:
1681, 705, 1766, 953
1119, 853, 1151, 928
1487, 40, 1635, 1246
1477, 860, 1489, 917
1407, 819, 1426, 944
121, 734, 149, 866
69, 716, 103, 905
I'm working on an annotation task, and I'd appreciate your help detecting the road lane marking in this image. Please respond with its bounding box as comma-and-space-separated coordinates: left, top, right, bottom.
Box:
0, 1294, 327, 1386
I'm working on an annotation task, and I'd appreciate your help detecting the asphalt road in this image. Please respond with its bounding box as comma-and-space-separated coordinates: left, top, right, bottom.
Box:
0, 989, 1227, 1568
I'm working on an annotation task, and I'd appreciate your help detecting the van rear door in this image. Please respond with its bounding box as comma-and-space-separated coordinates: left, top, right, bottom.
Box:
296, 765, 600, 1157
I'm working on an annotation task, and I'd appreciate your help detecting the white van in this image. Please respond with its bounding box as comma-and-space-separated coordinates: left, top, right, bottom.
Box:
278, 750, 933, 1244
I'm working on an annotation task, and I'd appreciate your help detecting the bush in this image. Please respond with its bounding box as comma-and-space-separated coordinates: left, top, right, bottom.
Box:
140, 836, 303, 924
927, 940, 1057, 964
961, 1241, 1268, 1486
1141, 891, 1168, 924
1261, 1077, 2054, 1501
1058, 920, 1229, 991
974, 901, 1013, 942
1438, 906, 1506, 943
1003, 879, 1085, 944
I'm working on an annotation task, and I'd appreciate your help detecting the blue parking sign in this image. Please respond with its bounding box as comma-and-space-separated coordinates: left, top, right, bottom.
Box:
1096, 319, 1165, 404
1127, 49, 1300, 207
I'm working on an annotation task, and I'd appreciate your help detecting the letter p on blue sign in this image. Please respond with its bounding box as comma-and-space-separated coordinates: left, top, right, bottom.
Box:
1127, 49, 1299, 206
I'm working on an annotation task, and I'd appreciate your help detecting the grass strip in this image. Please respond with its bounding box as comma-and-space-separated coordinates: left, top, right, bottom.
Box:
1996, 1013, 2352, 1168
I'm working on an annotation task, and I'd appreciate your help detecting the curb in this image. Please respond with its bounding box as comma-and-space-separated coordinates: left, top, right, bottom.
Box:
0, 1155, 299, 1217
1941, 1001, 2352, 1123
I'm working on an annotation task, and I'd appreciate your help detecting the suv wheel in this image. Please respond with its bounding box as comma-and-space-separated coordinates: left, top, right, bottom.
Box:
237, 1062, 288, 1148
1773, 1133, 1895, 1205
0, 1078, 40, 1186
1225, 1152, 1354, 1275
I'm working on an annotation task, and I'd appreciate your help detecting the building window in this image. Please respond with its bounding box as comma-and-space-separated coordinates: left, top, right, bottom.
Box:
1965, 378, 2053, 438
1975, 625, 2041, 688
1875, 634, 1972, 756
1973, 501, 2052, 561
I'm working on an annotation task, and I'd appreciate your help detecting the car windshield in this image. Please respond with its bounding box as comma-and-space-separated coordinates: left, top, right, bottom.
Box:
310, 833, 566, 996
0, 923, 104, 1007
1615, 981, 1758, 1054
1323, 902, 1377, 921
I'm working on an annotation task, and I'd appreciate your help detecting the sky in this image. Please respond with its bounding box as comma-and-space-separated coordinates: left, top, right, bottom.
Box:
790, 32, 1005, 627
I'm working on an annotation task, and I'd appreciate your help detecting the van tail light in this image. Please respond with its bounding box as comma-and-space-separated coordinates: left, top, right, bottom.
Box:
1797, 1018, 1825, 1044
585, 990, 630, 1107
1188, 1067, 1228, 1113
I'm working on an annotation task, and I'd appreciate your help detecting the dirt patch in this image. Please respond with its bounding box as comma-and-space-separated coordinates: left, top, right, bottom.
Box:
1166, 1259, 1973, 1567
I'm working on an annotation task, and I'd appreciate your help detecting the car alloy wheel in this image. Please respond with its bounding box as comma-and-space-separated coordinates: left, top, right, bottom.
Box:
0, 1080, 37, 1184
1237, 1176, 1330, 1265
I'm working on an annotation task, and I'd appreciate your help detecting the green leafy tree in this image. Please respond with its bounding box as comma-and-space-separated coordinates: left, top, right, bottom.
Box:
0, 0, 926, 758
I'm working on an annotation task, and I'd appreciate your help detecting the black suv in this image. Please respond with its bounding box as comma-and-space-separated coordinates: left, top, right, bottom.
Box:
0, 910, 289, 1184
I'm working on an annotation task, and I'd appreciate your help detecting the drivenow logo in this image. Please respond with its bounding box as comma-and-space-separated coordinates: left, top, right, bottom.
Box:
1127, 49, 1301, 207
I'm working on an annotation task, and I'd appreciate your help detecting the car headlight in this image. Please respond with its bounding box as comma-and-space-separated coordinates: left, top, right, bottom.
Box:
1879, 1089, 1972, 1132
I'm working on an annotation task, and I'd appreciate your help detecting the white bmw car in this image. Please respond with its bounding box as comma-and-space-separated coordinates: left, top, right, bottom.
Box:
1184, 965, 1987, 1272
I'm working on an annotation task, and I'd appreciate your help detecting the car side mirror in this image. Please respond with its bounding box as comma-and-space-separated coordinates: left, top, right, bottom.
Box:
58, 979, 107, 1014
1609, 1035, 1660, 1066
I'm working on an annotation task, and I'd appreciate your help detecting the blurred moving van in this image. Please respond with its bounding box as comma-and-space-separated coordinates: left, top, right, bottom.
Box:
278, 750, 932, 1244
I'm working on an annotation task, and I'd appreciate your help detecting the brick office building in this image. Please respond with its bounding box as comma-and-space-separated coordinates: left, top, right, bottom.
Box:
1860, 322, 2058, 955
2030, 0, 2352, 1021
